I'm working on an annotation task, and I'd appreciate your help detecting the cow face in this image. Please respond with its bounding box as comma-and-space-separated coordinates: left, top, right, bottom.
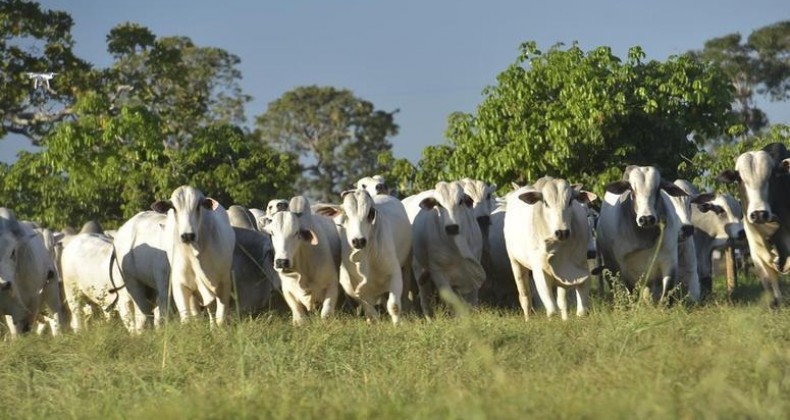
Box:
605, 166, 687, 228
151, 185, 215, 246
718, 151, 775, 225
356, 175, 389, 196
518, 177, 596, 241
263, 211, 317, 273
337, 190, 377, 250
460, 178, 497, 232
665, 189, 715, 242
266, 199, 289, 216
419, 181, 473, 236
695, 193, 745, 241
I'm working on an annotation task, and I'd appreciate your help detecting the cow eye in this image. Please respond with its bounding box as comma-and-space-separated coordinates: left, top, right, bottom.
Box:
367, 208, 376, 222
9, 249, 15, 261
486, 193, 492, 200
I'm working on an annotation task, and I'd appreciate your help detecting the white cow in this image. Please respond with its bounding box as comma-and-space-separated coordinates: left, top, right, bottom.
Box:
152, 185, 236, 325
263, 201, 340, 325
596, 166, 688, 302
718, 143, 790, 307
356, 175, 389, 196
662, 180, 716, 302
315, 190, 412, 324
60, 233, 135, 332
0, 209, 64, 335
411, 181, 486, 317
504, 177, 596, 320
691, 192, 744, 295
112, 211, 171, 331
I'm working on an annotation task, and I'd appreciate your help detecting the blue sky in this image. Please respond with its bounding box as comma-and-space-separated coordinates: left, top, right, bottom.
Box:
3, 0, 789, 163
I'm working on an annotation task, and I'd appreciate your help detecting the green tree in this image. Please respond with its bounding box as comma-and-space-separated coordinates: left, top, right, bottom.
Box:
689, 20, 790, 134
254, 85, 399, 202
0, 0, 93, 143
435, 42, 734, 195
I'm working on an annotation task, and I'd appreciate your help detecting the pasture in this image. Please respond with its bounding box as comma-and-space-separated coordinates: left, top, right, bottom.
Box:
1, 276, 788, 419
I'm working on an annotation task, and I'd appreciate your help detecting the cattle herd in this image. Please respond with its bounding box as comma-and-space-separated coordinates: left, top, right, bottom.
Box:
1, 143, 789, 336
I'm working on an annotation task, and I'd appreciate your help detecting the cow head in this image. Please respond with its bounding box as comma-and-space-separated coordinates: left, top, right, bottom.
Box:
663, 180, 716, 241
262, 211, 317, 273
419, 181, 473, 236
460, 178, 497, 232
518, 177, 597, 241
0, 209, 33, 333
605, 166, 687, 228
151, 185, 218, 246
695, 193, 745, 241
266, 199, 289, 216
718, 151, 776, 225
314, 190, 377, 251
356, 175, 389, 196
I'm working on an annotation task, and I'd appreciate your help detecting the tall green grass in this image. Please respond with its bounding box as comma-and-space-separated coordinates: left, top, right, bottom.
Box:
1, 277, 788, 419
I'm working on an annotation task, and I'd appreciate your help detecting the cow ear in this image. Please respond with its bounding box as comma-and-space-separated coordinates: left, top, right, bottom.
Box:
299, 229, 319, 245
462, 194, 474, 208
340, 190, 355, 198
419, 197, 440, 209
697, 202, 714, 213
518, 191, 543, 205
780, 159, 790, 174
201, 197, 219, 210
622, 165, 638, 180
573, 190, 598, 204
660, 182, 688, 197
151, 200, 173, 213
510, 182, 521, 191
276, 202, 289, 212
691, 192, 715, 205
717, 169, 740, 184
604, 181, 631, 195
314, 205, 343, 218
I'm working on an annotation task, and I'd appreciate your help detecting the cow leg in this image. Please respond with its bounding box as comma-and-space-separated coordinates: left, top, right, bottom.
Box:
41, 280, 64, 336
125, 279, 154, 332
556, 285, 569, 321
510, 259, 532, 321
64, 286, 83, 333
171, 283, 194, 323
386, 270, 403, 325
284, 290, 307, 326
117, 292, 136, 333
575, 281, 591, 317
320, 279, 338, 320
214, 280, 231, 326
359, 298, 380, 324
758, 268, 782, 309
417, 270, 436, 320
532, 270, 558, 318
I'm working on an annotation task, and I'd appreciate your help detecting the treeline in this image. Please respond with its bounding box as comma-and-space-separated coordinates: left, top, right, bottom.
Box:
0, 1, 788, 228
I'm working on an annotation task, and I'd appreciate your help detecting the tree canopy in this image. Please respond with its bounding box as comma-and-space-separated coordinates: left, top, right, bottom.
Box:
423, 42, 736, 195
254, 85, 398, 202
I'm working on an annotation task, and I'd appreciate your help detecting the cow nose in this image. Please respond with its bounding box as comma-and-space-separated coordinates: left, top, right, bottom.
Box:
351, 237, 367, 249
18, 321, 31, 334
587, 249, 597, 259
445, 224, 460, 235
737, 229, 746, 240
749, 211, 770, 224
637, 215, 657, 227
681, 225, 695, 238
554, 229, 570, 240
180, 232, 196, 243
274, 259, 290, 270
477, 215, 491, 227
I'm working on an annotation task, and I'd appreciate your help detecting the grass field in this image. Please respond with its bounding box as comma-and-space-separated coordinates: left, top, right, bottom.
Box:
1, 276, 789, 419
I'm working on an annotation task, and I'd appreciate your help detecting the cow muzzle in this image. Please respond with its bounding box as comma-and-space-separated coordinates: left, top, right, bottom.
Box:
351, 237, 368, 249
680, 225, 695, 239
554, 229, 570, 241
445, 224, 460, 236
180, 232, 196, 243
749, 210, 772, 224
274, 259, 291, 270
637, 215, 657, 227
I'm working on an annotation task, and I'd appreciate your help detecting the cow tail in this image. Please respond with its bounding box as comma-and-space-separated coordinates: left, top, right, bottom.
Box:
105, 245, 125, 313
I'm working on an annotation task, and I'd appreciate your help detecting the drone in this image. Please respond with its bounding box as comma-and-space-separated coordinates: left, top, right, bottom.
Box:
25, 72, 57, 90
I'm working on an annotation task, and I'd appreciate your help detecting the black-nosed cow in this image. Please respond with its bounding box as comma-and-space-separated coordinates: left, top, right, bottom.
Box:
596, 166, 688, 301
718, 143, 790, 307
504, 177, 597, 320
